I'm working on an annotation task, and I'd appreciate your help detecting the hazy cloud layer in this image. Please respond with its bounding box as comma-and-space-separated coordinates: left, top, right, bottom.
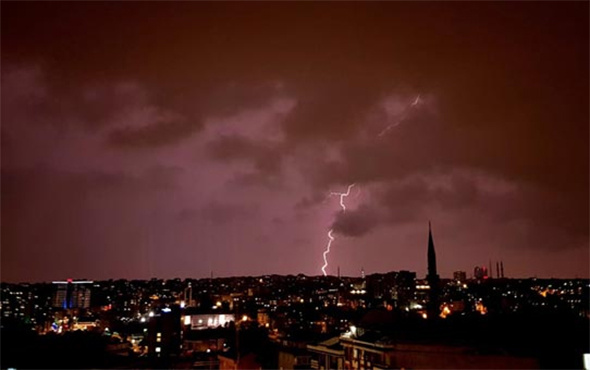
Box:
2, 2, 587, 281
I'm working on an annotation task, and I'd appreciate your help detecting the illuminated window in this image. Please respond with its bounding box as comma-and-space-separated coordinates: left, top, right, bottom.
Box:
155, 347, 161, 353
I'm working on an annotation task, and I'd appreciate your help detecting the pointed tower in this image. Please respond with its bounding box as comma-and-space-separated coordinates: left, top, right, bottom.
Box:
427, 222, 438, 279
426, 222, 440, 319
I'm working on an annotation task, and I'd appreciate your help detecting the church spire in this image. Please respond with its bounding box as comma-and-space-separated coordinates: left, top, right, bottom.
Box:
426, 221, 440, 319
427, 221, 437, 278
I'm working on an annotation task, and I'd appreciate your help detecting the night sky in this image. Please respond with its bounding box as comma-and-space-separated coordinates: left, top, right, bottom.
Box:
2, 2, 588, 282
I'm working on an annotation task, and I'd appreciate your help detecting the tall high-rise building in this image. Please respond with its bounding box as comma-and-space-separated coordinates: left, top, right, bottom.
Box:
52, 279, 93, 309
426, 222, 440, 319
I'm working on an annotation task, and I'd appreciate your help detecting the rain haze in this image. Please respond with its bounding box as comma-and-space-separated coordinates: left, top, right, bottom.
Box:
2, 2, 588, 282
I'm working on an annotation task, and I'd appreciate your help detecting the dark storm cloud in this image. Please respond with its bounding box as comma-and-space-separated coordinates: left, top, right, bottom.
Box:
204, 82, 289, 118
330, 170, 587, 251
1, 1, 587, 280
206, 135, 282, 174
294, 192, 330, 211
107, 82, 292, 149
2, 66, 289, 152
2, 67, 143, 130
332, 205, 382, 237
329, 176, 433, 238
225, 171, 283, 189
108, 119, 198, 149
2, 64, 205, 153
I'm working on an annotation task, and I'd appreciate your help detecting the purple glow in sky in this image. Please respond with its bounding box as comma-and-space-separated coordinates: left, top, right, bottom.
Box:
1, 2, 588, 282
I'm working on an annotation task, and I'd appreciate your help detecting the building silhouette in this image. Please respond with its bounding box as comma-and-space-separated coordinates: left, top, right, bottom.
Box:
474, 266, 489, 280
426, 222, 440, 319
453, 271, 467, 283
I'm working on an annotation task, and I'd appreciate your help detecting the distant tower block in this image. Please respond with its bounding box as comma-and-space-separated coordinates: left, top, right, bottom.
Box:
361, 267, 365, 279
500, 261, 505, 278
474, 266, 488, 280
453, 271, 467, 282
337, 266, 341, 279
496, 262, 500, 279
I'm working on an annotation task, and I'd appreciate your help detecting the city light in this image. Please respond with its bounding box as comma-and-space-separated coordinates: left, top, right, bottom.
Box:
476, 301, 488, 315
440, 305, 451, 319
1, 4, 587, 370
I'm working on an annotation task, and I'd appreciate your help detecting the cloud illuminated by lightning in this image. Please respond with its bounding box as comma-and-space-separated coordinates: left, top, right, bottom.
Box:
320, 95, 421, 276
321, 183, 356, 276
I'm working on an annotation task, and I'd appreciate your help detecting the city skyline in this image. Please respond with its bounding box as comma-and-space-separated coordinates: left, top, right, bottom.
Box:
2, 2, 588, 282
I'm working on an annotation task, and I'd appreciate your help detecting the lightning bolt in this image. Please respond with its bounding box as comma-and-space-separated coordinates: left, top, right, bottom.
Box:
319, 94, 422, 276
378, 94, 422, 137
321, 183, 356, 276
330, 183, 356, 212
321, 230, 335, 276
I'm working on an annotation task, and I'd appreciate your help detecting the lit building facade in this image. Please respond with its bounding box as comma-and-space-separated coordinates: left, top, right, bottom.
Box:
52, 279, 92, 309
308, 337, 345, 370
